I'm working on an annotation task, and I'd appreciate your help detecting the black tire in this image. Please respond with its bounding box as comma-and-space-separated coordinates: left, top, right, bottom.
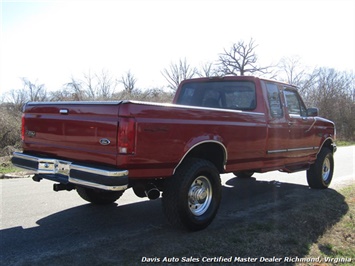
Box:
162, 158, 221, 231
307, 148, 334, 189
233, 171, 254, 178
76, 186, 124, 205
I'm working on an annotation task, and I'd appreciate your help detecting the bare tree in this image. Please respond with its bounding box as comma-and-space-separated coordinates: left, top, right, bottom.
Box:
197, 61, 219, 77
161, 58, 197, 91
1, 78, 47, 148
276, 59, 355, 140
96, 69, 116, 100
49, 89, 76, 101
21, 78, 47, 102
7, 89, 28, 111
278, 56, 306, 86
5, 78, 47, 110
120, 70, 137, 94
83, 70, 97, 100
304, 68, 355, 140
113, 86, 174, 103
277, 56, 319, 97
64, 77, 85, 101
218, 38, 270, 76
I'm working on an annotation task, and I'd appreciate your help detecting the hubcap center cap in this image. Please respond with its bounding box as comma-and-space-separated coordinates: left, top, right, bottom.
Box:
189, 187, 207, 203
323, 165, 329, 172
188, 176, 213, 216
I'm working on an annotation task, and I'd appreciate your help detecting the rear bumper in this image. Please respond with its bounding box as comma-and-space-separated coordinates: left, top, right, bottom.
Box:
11, 152, 129, 191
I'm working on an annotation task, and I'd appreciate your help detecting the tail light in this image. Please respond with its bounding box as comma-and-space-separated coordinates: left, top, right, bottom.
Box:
21, 114, 25, 141
117, 118, 136, 154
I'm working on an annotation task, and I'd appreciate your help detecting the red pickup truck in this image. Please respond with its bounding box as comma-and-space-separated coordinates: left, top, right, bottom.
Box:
12, 76, 336, 231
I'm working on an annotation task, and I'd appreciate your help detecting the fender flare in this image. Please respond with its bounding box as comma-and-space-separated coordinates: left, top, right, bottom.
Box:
173, 140, 228, 175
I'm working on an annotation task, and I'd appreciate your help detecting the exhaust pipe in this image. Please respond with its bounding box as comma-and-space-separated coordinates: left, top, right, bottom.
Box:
145, 185, 160, 200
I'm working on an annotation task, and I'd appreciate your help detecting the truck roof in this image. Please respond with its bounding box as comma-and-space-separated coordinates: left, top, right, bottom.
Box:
180, 75, 298, 89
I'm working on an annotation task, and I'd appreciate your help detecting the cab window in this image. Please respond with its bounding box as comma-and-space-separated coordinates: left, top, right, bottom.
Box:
284, 89, 307, 116
266, 83, 283, 118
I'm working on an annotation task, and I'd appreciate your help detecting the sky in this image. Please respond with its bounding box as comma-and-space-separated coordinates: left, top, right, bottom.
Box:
1, 0, 354, 94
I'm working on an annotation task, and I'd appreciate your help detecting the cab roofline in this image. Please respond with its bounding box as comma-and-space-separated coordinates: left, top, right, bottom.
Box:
180, 75, 297, 89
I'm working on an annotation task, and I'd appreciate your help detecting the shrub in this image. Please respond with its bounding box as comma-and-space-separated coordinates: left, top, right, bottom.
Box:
0, 103, 22, 155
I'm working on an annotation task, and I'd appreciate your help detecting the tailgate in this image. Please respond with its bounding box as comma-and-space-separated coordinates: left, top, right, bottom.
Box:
22, 101, 122, 166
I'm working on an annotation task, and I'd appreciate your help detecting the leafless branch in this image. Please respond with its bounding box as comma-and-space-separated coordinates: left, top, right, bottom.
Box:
162, 58, 197, 91
218, 38, 271, 76
120, 70, 137, 94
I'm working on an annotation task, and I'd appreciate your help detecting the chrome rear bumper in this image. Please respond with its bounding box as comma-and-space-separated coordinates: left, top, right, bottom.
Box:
11, 152, 128, 191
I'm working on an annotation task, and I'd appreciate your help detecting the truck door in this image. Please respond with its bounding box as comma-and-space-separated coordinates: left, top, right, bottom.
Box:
265, 82, 289, 165
283, 87, 316, 161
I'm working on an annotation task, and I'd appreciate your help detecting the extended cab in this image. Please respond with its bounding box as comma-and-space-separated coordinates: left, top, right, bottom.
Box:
12, 76, 336, 230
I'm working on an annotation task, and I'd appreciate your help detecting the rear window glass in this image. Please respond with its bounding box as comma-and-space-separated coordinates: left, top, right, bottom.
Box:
177, 81, 256, 111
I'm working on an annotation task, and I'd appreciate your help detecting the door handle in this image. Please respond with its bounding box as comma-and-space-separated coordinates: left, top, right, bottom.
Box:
288, 121, 295, 126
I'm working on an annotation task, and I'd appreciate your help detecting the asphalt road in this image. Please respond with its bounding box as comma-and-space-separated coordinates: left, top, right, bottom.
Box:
1, 146, 354, 265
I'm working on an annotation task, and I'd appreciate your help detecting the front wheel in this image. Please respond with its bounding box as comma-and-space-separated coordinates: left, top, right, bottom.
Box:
76, 186, 124, 204
162, 158, 221, 231
307, 148, 334, 189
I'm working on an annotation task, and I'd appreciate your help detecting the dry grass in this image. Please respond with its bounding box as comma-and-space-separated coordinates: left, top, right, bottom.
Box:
305, 185, 355, 266
0, 156, 18, 175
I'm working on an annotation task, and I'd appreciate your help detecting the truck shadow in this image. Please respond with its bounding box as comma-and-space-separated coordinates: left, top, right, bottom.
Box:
1, 176, 349, 265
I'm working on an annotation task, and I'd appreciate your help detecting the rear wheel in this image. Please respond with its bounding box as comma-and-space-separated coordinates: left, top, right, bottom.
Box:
307, 148, 334, 189
76, 186, 124, 204
162, 158, 221, 231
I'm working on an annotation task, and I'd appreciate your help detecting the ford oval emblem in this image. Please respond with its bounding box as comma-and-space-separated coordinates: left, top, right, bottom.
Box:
99, 138, 111, 146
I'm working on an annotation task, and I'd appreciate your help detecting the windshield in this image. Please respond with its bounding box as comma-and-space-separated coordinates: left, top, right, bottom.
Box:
176, 81, 256, 111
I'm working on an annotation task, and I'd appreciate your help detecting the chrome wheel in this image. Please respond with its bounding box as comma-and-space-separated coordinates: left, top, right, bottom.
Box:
162, 158, 221, 230
322, 156, 331, 182
188, 175, 212, 216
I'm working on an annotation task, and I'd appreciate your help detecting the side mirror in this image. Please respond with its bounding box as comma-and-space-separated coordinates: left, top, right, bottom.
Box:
307, 107, 318, 117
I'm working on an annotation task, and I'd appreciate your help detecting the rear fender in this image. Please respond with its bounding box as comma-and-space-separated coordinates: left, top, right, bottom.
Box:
173, 139, 227, 174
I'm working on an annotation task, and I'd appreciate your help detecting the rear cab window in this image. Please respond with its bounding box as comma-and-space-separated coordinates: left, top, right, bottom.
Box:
176, 81, 256, 111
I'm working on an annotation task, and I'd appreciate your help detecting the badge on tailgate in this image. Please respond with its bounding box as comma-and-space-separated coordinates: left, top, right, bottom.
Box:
99, 138, 111, 145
